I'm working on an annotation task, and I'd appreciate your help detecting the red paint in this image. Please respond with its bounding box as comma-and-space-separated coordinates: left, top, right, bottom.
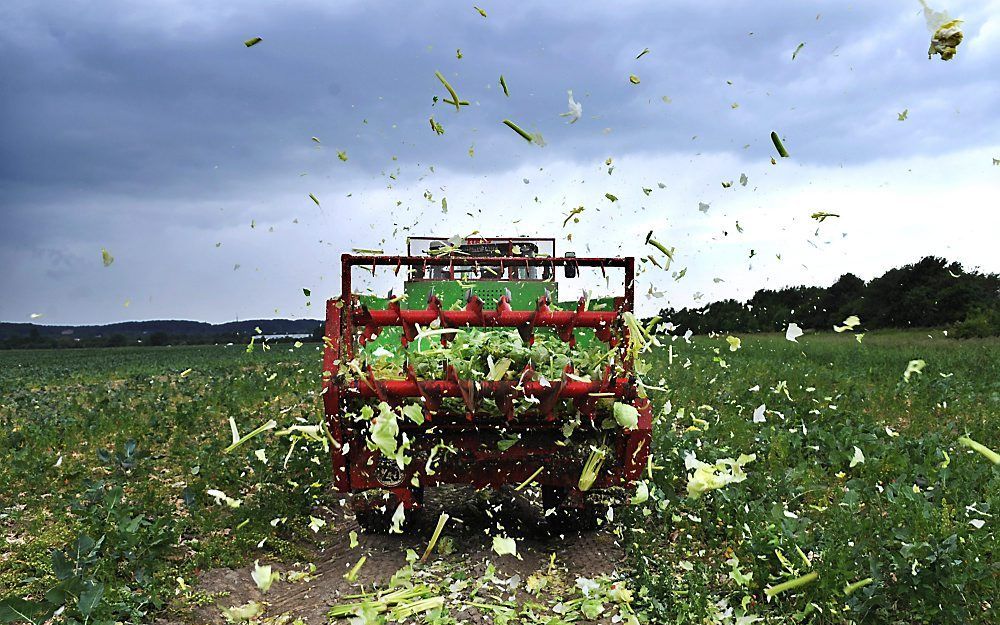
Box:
324, 247, 649, 512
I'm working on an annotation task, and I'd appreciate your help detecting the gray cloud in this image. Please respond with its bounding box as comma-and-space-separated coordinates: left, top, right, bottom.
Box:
2, 0, 999, 323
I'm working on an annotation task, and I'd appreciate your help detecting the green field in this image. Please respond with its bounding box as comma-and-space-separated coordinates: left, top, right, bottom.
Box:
1, 331, 997, 624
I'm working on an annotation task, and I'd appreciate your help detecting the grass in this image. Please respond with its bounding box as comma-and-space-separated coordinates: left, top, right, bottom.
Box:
626, 330, 999, 624
0, 342, 333, 622
1, 330, 997, 623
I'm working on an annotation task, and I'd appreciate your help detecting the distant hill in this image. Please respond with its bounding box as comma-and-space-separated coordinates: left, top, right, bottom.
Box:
0, 319, 322, 341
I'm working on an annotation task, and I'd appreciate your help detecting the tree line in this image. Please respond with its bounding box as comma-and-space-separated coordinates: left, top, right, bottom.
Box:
658, 256, 1000, 337
0, 325, 326, 350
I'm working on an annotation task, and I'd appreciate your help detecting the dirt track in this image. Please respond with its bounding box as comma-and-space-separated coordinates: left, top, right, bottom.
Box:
179, 485, 624, 624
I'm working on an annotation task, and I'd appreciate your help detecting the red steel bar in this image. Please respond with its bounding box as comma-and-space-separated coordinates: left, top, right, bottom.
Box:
356, 308, 618, 329
349, 378, 627, 399
344, 254, 630, 268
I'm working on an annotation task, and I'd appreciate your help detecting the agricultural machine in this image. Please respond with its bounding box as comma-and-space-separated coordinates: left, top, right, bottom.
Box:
322, 236, 652, 531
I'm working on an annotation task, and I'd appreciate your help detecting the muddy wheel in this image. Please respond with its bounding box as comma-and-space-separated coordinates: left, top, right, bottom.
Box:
542, 486, 602, 532
353, 487, 423, 534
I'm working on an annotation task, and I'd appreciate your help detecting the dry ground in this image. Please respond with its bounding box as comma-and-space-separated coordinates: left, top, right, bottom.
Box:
175, 485, 624, 624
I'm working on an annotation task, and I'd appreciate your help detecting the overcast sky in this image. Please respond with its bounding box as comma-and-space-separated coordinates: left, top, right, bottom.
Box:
2, 0, 998, 325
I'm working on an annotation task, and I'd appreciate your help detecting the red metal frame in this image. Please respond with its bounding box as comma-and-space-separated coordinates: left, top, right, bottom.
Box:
322, 250, 649, 507
406, 236, 556, 257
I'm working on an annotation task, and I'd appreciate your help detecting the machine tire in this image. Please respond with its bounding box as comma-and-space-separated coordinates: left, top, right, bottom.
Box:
542, 486, 603, 533
353, 488, 423, 534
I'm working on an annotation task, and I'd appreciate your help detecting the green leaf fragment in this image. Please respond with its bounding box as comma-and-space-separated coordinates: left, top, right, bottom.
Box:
309, 193, 320, 206
636, 47, 650, 59
244, 37, 262, 48
685, 452, 755, 499
401, 403, 425, 425
646, 236, 674, 263
628, 74, 640, 84
492, 535, 517, 556
850, 445, 865, 467
502, 119, 534, 142
605, 193, 618, 202
499, 74, 509, 96
765, 571, 818, 597
613, 402, 639, 429
368, 402, 400, 462
78, 582, 105, 617
792, 42, 805, 60
630, 480, 649, 504
252, 561, 279, 593
562, 205, 585, 227
337, 150, 348, 161
771, 131, 789, 157
844, 577, 874, 596
514, 466, 544, 491
958, 436, 1000, 464
434, 71, 462, 112
101, 248, 114, 266
903, 359, 926, 382
207, 488, 242, 508
811, 211, 839, 222
833, 315, 860, 332
474, 6, 487, 17
221, 601, 263, 622
927, 17, 964, 60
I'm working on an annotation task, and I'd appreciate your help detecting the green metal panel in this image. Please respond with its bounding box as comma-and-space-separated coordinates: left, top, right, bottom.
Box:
356, 287, 618, 355
404, 279, 556, 310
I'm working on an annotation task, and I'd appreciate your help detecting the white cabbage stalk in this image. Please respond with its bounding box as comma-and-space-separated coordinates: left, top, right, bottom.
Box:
343, 555, 366, 581
561, 90, 582, 123
389, 503, 405, 534
420, 513, 450, 563
579, 446, 608, 491
225, 418, 277, 453
251, 560, 279, 593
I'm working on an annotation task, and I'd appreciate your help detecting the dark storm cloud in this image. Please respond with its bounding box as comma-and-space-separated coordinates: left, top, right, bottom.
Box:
1, 0, 998, 323
4, 1, 997, 196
